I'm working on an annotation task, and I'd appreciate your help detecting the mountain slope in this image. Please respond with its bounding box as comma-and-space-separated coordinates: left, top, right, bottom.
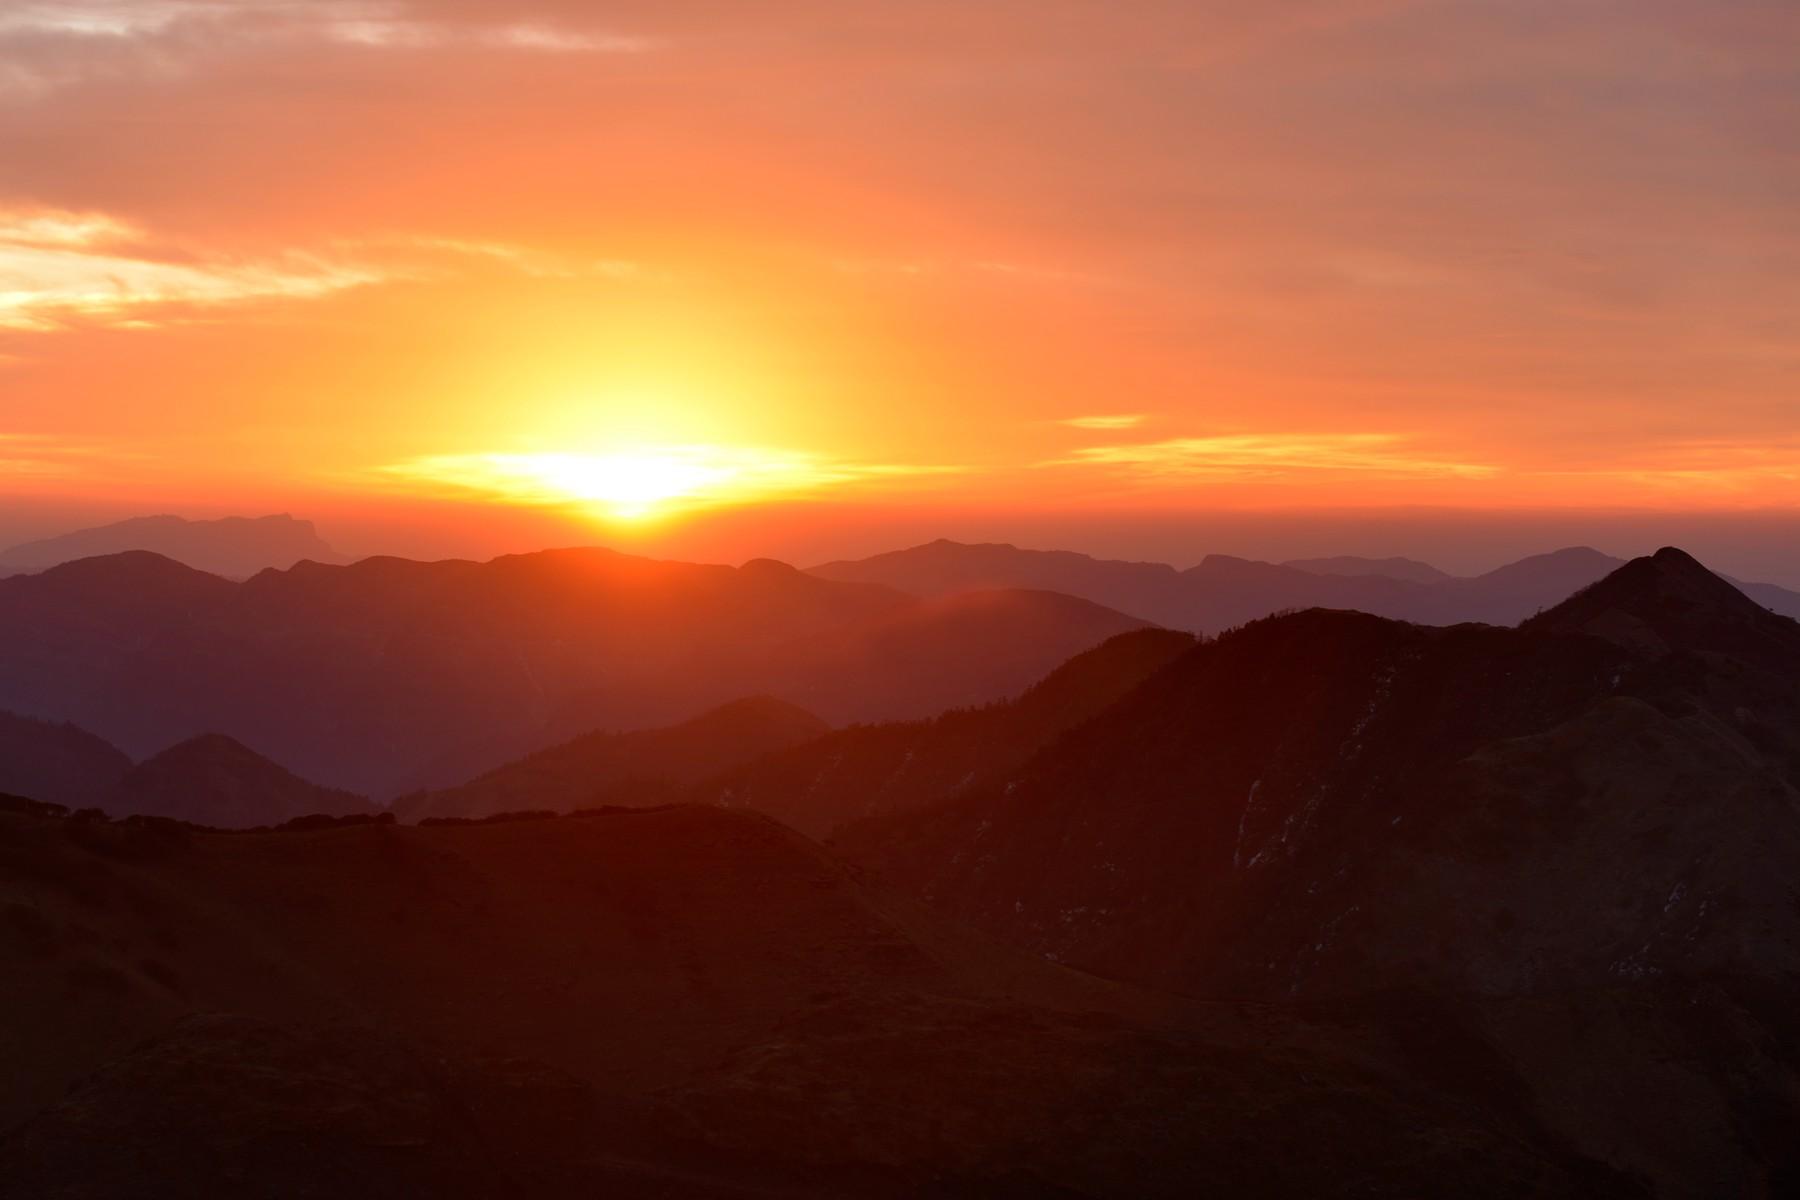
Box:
836, 548, 1800, 1194
0, 801, 1618, 1197
0, 712, 131, 807
0, 547, 1146, 796
703, 628, 1195, 838
0, 514, 345, 579
107, 734, 376, 828
845, 549, 1800, 996
399, 697, 828, 822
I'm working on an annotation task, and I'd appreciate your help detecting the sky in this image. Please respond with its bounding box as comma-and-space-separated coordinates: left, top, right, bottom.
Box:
1, 1, 1797, 578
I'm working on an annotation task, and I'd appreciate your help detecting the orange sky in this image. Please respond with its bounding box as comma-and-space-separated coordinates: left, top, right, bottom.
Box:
1, 1, 1797, 567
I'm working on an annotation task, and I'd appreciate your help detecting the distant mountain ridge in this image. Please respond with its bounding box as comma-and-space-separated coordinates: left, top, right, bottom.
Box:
0, 514, 345, 579
0, 545, 1146, 795
1280, 554, 1453, 584
812, 539, 1800, 630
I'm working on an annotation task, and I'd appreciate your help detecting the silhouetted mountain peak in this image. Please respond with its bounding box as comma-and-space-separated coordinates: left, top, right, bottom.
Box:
1528, 545, 1793, 655
20, 552, 237, 611
738, 556, 801, 577
1475, 545, 1622, 585
112, 733, 374, 828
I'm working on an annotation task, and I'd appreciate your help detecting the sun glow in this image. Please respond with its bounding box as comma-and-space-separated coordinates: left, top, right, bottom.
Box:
508, 451, 730, 519
378, 445, 954, 522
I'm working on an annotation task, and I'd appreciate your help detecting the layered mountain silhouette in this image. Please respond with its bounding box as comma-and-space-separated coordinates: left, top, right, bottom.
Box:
813, 538, 1800, 630
0, 799, 1630, 1197
108, 734, 376, 829
397, 696, 827, 822
1280, 554, 1453, 584
833, 548, 1800, 1193
699, 628, 1194, 838
0, 712, 132, 808
3, 541, 1796, 1195
0, 514, 345, 579
0, 710, 366, 829
0, 547, 1146, 795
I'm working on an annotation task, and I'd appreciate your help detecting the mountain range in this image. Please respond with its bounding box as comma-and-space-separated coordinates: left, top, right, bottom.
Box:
1, 545, 1797, 1194
0, 715, 374, 830
812, 538, 1800, 630
0, 547, 1145, 795
0, 514, 345, 579
821, 548, 1800, 1194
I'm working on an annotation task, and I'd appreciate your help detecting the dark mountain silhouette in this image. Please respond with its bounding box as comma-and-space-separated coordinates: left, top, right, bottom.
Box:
398, 697, 827, 823
836, 548, 1800, 1194
0, 800, 1628, 1197
1427, 545, 1626, 621
0, 514, 345, 579
108, 734, 376, 828
811, 538, 1800, 630
0, 547, 1144, 796
701, 628, 1194, 838
813, 538, 1190, 625
1281, 554, 1453, 583
1182, 553, 1430, 628
0, 712, 131, 807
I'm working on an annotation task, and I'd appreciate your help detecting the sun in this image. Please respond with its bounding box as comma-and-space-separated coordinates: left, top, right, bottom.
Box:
510, 451, 733, 519
378, 442, 893, 521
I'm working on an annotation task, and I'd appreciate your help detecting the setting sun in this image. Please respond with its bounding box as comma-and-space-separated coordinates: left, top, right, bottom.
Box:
374, 444, 951, 523
507, 451, 728, 520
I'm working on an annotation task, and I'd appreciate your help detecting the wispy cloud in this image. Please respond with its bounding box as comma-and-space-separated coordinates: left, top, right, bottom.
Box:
377, 446, 959, 519
0, 207, 383, 332
1050, 433, 1497, 481
0, 210, 642, 333
1061, 414, 1145, 431
324, 14, 654, 54
0, 431, 132, 481
0, 2, 655, 95
0, 2, 655, 50
375, 236, 640, 281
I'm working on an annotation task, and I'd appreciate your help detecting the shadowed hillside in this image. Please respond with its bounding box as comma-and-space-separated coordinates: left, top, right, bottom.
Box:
837, 549, 1800, 1195
398, 697, 828, 822
0, 713, 131, 809
701, 628, 1195, 838
0, 801, 1621, 1198
107, 734, 376, 829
